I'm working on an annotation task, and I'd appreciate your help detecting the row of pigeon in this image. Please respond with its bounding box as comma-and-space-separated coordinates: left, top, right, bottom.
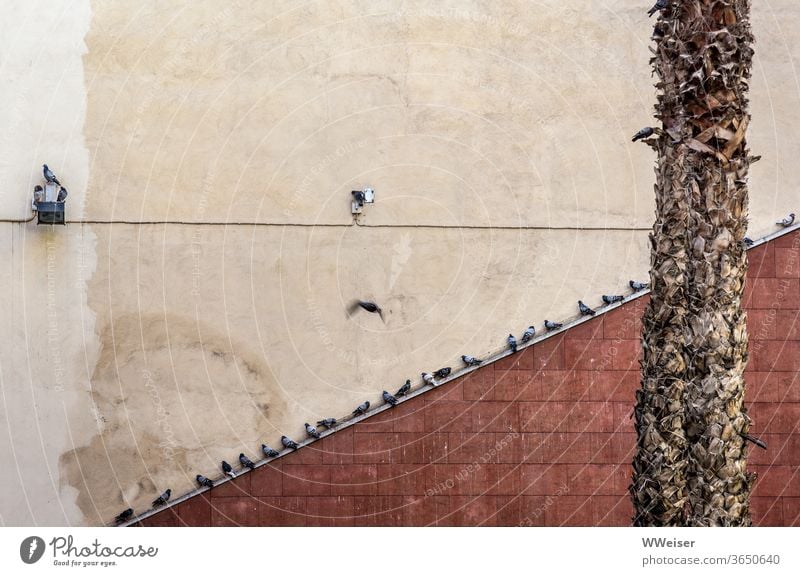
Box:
113, 278, 649, 524
113, 208, 796, 525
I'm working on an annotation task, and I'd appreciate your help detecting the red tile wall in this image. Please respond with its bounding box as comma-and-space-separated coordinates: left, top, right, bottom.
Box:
141, 230, 800, 527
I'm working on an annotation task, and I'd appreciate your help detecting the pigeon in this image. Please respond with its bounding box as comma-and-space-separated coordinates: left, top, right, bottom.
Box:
382, 390, 398, 406
629, 280, 649, 291
305, 423, 321, 439
544, 320, 562, 331
56, 187, 68, 202
281, 435, 300, 450
433, 367, 451, 379
578, 300, 596, 316
396, 379, 412, 396
507, 334, 517, 353
42, 164, 60, 185
196, 474, 214, 489
316, 418, 337, 429
33, 185, 44, 203
352, 190, 366, 206
648, 0, 668, 17
114, 508, 133, 525
632, 127, 655, 142
262, 444, 280, 458
222, 461, 236, 478
239, 453, 256, 470
522, 326, 536, 343
602, 295, 625, 305
422, 372, 436, 386
352, 401, 370, 416
152, 489, 171, 507
777, 213, 795, 228
741, 433, 767, 450
462, 355, 483, 366
743, 237, 754, 247
348, 300, 384, 322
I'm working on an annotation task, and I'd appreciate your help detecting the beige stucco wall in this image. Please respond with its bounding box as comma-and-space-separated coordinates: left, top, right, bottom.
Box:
0, 0, 797, 525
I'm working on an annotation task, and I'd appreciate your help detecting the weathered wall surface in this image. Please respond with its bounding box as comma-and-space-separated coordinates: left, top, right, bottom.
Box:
0, 0, 798, 525
141, 230, 800, 526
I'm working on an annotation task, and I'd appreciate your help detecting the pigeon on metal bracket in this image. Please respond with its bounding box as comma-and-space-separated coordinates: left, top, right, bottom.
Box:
42, 164, 60, 185
281, 436, 300, 450
629, 280, 649, 292
433, 367, 451, 379
777, 213, 795, 228
152, 489, 171, 507
382, 390, 398, 406
578, 301, 596, 316
348, 300, 384, 322
631, 127, 655, 142
262, 444, 280, 458
114, 508, 133, 525
462, 355, 483, 366
647, 0, 668, 18
316, 418, 337, 429
352, 401, 370, 416
602, 295, 625, 305
544, 320, 563, 331
507, 334, 517, 353
521, 326, 535, 343
352, 190, 366, 206
196, 475, 214, 489
57, 187, 68, 202
396, 379, 412, 396
239, 453, 256, 470
305, 423, 321, 439
222, 461, 235, 479
422, 372, 435, 386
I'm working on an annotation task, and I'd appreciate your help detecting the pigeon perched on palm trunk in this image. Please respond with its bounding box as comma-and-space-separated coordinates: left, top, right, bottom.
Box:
114, 508, 133, 525
647, 0, 668, 18
222, 461, 235, 478
578, 300, 596, 316
196, 475, 214, 488
522, 326, 535, 343
544, 320, 562, 331
42, 164, 60, 185
281, 436, 300, 450
602, 295, 625, 305
396, 380, 412, 396
239, 453, 256, 470
348, 300, 384, 322
777, 213, 795, 228
462, 355, 482, 366
632, 127, 655, 142
433, 367, 451, 379
152, 489, 171, 507
352, 401, 370, 416
262, 444, 280, 458
507, 334, 517, 353
316, 418, 337, 429
382, 390, 398, 406
305, 423, 321, 439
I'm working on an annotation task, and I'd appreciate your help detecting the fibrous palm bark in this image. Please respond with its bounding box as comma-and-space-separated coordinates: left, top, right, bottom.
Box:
631, 0, 755, 526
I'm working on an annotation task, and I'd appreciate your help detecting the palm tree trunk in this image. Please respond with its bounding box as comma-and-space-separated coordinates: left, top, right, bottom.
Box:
631, 0, 755, 526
